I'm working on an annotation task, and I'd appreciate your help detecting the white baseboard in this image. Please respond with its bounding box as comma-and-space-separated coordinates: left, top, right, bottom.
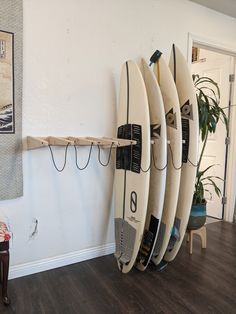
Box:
9, 242, 115, 280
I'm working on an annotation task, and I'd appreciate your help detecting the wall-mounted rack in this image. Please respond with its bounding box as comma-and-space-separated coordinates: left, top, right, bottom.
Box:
26, 136, 137, 150
25, 136, 187, 173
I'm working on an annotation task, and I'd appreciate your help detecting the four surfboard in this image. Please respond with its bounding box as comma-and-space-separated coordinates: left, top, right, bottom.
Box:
114, 45, 199, 273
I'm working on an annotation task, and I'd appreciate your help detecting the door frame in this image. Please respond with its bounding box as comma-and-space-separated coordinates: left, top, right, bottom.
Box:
187, 33, 236, 222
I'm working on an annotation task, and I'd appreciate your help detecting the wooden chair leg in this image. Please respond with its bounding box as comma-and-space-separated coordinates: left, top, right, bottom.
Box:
0, 259, 2, 284
1, 252, 10, 305
186, 226, 207, 255
200, 226, 207, 249
189, 230, 193, 254
186, 233, 190, 243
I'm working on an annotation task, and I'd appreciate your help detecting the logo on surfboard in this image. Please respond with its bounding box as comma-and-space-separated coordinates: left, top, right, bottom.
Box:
150, 124, 161, 139
181, 100, 193, 120
166, 108, 177, 129
127, 216, 140, 223
130, 191, 137, 213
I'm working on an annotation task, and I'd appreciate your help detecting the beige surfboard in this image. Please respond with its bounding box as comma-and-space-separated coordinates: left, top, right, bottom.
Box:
114, 60, 150, 273
136, 58, 167, 271
150, 51, 182, 266
164, 45, 199, 262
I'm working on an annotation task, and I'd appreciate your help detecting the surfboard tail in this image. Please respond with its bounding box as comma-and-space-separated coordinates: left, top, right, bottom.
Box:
114, 218, 136, 265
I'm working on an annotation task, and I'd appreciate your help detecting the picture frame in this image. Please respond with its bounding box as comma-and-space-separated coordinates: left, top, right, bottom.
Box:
0, 30, 15, 134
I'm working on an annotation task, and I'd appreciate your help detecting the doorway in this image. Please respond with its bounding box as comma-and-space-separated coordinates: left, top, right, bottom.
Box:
191, 46, 235, 219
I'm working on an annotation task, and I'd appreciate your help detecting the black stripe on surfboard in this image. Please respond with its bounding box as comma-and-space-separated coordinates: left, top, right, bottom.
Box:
126, 62, 130, 124
123, 62, 130, 219
172, 44, 177, 83
122, 171, 127, 219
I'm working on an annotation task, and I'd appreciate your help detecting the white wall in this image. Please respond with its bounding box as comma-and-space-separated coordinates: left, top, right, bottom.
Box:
1, 0, 236, 278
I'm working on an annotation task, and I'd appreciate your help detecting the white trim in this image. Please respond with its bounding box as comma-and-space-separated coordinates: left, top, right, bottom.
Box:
9, 242, 115, 280
187, 33, 236, 63
225, 59, 236, 222
188, 33, 236, 222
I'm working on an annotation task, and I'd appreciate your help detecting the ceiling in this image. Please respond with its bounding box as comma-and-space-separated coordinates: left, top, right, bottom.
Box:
189, 0, 236, 19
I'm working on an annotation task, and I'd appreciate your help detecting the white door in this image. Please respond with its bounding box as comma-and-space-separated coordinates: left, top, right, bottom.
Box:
191, 48, 234, 218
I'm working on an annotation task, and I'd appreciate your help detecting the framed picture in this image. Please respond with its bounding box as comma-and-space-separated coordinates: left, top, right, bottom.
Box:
0, 30, 14, 134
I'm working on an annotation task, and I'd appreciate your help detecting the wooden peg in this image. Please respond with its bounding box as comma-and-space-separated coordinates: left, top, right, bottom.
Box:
27, 136, 49, 150
118, 139, 137, 147
86, 137, 119, 147
101, 137, 120, 148
86, 137, 109, 145
47, 136, 74, 146
93, 137, 120, 149
103, 137, 137, 147
101, 137, 119, 145
68, 137, 97, 146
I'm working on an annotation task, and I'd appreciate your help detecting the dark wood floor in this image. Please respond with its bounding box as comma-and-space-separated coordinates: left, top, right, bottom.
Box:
1, 221, 236, 314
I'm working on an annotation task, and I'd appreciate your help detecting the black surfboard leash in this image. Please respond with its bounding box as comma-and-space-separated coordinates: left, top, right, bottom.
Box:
168, 144, 183, 170
140, 143, 168, 173
48, 143, 70, 172
74, 143, 94, 170
97, 142, 114, 167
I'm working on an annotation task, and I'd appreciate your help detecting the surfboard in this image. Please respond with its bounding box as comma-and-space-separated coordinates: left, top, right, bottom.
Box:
114, 60, 151, 273
150, 51, 182, 267
164, 45, 199, 262
135, 58, 167, 271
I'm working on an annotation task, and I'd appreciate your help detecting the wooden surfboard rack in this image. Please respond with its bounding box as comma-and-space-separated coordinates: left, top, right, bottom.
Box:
26, 136, 137, 150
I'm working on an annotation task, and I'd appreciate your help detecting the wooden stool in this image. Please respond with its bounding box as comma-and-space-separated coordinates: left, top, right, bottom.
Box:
186, 226, 207, 254
0, 241, 10, 305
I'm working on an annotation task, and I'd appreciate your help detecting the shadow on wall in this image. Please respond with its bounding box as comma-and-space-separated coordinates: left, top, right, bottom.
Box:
99, 70, 117, 243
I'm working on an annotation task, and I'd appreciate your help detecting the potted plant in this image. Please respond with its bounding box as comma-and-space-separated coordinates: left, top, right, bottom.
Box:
188, 75, 228, 229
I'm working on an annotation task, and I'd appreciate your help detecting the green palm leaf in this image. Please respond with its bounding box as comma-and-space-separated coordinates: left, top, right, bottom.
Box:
192, 73, 228, 205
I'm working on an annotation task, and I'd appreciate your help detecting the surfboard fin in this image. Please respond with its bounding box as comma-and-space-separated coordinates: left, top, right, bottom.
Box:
150, 259, 168, 272
167, 218, 181, 252
157, 260, 168, 271
137, 229, 154, 264
149, 50, 162, 66
152, 222, 166, 257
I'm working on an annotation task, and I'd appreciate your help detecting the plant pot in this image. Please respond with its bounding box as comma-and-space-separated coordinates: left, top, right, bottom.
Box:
187, 202, 206, 230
